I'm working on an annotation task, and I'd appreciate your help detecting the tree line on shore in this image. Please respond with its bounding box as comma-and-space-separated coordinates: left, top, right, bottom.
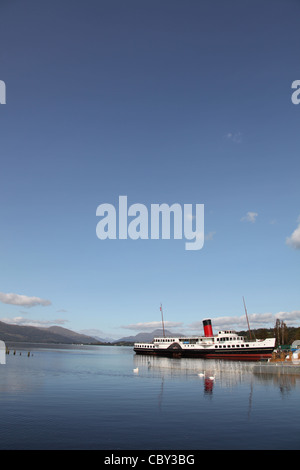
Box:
238, 319, 299, 347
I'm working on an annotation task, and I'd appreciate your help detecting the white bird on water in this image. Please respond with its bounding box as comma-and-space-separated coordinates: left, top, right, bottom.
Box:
197, 373, 205, 377
133, 367, 139, 373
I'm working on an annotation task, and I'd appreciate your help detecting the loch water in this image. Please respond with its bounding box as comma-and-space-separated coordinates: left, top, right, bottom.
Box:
0, 344, 299, 450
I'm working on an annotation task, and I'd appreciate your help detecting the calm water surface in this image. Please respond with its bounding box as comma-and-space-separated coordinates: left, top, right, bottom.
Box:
0, 344, 299, 450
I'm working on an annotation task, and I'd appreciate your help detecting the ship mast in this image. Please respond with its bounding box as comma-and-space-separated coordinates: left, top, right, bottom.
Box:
243, 296, 252, 340
160, 303, 165, 337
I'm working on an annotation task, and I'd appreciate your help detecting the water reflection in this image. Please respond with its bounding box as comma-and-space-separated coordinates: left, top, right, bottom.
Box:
204, 376, 214, 396
1, 346, 300, 449
133, 354, 254, 383
133, 354, 300, 398
253, 371, 298, 396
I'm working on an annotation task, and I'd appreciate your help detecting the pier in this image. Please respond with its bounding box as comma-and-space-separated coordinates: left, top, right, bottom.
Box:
253, 362, 300, 376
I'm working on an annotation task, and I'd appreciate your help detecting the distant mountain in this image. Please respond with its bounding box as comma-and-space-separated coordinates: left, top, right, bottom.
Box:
45, 326, 100, 343
114, 329, 184, 343
0, 321, 100, 345
0, 320, 184, 346
78, 329, 116, 343
91, 335, 116, 343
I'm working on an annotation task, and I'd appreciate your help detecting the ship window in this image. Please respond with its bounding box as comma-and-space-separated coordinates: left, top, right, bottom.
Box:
241, 344, 244, 347
246, 344, 249, 347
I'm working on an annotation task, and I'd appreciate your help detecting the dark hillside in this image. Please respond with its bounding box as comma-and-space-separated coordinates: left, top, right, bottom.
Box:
0, 321, 99, 344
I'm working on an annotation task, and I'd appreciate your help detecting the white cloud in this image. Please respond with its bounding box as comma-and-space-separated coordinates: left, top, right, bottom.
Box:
241, 211, 258, 223
275, 311, 300, 325
205, 231, 216, 241
120, 310, 300, 335
226, 132, 242, 143
188, 311, 300, 332
248, 312, 274, 325
188, 316, 248, 332
286, 221, 300, 250
122, 321, 183, 331
0, 292, 51, 308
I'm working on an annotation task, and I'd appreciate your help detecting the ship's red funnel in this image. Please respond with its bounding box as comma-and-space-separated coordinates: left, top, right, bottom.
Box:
203, 319, 213, 337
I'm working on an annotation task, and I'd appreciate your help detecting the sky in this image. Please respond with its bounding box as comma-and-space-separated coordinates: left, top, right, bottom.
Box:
0, 0, 299, 340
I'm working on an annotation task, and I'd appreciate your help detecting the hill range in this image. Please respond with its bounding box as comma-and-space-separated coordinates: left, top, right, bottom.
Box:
0, 320, 175, 345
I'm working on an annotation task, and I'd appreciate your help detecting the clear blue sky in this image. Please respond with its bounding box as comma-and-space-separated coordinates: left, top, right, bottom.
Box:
0, 0, 299, 339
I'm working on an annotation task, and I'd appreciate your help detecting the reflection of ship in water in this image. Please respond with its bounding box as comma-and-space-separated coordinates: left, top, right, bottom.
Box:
133, 354, 300, 400
204, 376, 214, 395
253, 367, 299, 396
133, 354, 255, 397
134, 354, 254, 380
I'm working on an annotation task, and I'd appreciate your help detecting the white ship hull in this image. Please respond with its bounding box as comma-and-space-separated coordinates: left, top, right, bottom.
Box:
134, 319, 276, 362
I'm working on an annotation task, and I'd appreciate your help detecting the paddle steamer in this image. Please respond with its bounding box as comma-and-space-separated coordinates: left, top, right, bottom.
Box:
134, 319, 275, 361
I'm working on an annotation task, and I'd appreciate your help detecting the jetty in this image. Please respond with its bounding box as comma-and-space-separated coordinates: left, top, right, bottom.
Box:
253, 349, 300, 376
